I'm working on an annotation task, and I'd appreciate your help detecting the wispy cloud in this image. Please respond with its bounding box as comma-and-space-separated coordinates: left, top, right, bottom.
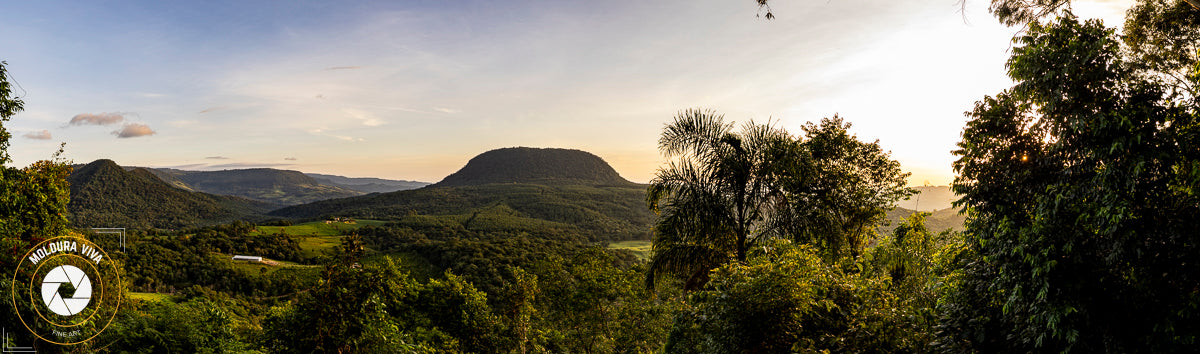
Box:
199, 106, 226, 114
69, 112, 126, 126
434, 107, 460, 114
284, 157, 298, 161
324, 66, 362, 71
113, 123, 156, 138
22, 130, 52, 140
205, 156, 230, 160
344, 108, 385, 126
162, 163, 208, 170
308, 128, 365, 142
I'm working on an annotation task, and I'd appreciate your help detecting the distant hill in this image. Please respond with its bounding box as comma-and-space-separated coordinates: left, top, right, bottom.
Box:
434, 147, 635, 187
306, 173, 429, 194
68, 160, 273, 229
273, 147, 651, 241
883, 206, 967, 234
894, 185, 957, 212
144, 168, 363, 206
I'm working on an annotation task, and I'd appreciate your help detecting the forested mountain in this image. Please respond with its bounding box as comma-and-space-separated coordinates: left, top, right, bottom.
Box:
144, 168, 364, 205
272, 147, 652, 241
67, 159, 273, 229
306, 173, 428, 193
434, 147, 635, 187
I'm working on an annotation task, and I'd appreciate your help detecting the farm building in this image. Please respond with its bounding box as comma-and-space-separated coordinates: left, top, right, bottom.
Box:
232, 255, 263, 262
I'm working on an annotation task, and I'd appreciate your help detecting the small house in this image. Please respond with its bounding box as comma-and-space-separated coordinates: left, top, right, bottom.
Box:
232, 255, 263, 262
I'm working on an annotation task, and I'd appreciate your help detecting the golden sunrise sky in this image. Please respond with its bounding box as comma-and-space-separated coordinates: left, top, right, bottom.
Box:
1, 0, 1133, 184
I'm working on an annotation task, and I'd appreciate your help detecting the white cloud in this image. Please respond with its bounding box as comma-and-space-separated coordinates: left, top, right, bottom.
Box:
69, 112, 126, 126
113, 123, 156, 138
22, 130, 52, 140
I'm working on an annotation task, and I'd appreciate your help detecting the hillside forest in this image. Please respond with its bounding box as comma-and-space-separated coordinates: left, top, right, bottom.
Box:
2, 0, 1200, 352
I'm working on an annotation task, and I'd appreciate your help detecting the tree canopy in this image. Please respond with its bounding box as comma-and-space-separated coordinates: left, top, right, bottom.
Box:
645, 109, 912, 290
942, 13, 1200, 351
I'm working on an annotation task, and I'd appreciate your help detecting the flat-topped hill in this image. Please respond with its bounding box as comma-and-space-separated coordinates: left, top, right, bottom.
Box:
434, 147, 633, 187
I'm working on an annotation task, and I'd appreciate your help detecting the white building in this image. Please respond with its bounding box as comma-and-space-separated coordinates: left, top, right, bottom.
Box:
231, 255, 263, 262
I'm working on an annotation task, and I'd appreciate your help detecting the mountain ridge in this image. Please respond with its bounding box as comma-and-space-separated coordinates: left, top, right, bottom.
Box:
67, 159, 272, 229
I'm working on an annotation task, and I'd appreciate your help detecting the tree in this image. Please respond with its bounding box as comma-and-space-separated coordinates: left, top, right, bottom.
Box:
0, 60, 74, 350
774, 116, 912, 263
1124, 0, 1200, 100
646, 110, 912, 289
645, 109, 792, 289
942, 13, 1200, 351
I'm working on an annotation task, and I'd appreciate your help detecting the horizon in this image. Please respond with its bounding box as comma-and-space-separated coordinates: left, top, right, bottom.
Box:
1, 0, 1131, 185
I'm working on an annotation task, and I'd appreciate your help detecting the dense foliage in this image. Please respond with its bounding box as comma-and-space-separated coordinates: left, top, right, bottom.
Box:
645, 109, 913, 289
942, 9, 1200, 352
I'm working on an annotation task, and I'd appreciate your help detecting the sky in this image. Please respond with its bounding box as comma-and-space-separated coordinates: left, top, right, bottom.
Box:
1, 0, 1134, 184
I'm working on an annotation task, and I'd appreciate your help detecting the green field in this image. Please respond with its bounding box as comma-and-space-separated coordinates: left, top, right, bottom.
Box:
296, 235, 343, 259
608, 240, 652, 260
250, 219, 388, 237
248, 220, 391, 258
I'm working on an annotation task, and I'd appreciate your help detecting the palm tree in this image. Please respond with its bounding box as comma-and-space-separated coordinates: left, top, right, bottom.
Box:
645, 109, 791, 290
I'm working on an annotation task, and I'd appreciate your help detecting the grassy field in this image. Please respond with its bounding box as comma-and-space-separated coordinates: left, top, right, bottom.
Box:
296, 236, 343, 259
128, 292, 176, 303
248, 220, 391, 259
250, 219, 388, 237
608, 240, 652, 260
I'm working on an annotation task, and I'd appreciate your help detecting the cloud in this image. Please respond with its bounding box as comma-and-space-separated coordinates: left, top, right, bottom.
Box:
324, 66, 362, 71
284, 157, 298, 161
434, 107, 460, 114
22, 130, 52, 140
308, 128, 365, 142
205, 156, 230, 160
161, 163, 207, 170
199, 106, 225, 113
344, 108, 385, 127
113, 123, 156, 138
69, 112, 126, 126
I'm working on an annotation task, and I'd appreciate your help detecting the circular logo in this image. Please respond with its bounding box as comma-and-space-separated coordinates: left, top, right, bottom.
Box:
10, 235, 122, 345
41, 265, 92, 316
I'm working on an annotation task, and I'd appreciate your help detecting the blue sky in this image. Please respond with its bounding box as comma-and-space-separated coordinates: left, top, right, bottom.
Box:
1, 0, 1131, 183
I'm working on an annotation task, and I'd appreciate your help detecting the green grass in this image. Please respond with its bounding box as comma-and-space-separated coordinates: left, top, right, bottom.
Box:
250, 219, 388, 237
608, 240, 652, 260
296, 235, 344, 259
248, 220, 390, 259
129, 292, 176, 303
